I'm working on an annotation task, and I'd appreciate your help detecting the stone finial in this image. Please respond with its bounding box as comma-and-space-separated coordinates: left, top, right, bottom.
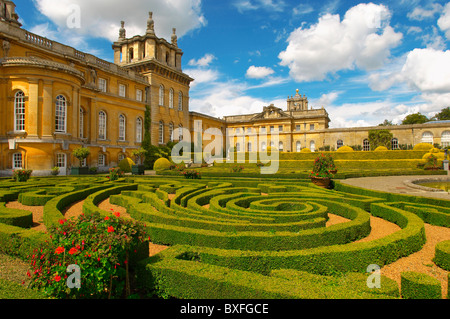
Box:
147, 12, 155, 34
171, 28, 178, 46
119, 21, 126, 39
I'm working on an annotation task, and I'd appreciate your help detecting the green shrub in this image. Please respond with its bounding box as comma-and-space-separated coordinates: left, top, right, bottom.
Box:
374, 146, 388, 152
118, 157, 135, 173
336, 145, 354, 152
0, 203, 33, 228
413, 143, 434, 151
433, 240, 450, 271
400, 271, 441, 299
153, 158, 172, 171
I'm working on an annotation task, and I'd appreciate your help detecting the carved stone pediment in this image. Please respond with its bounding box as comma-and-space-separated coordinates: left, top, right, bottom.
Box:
251, 104, 292, 120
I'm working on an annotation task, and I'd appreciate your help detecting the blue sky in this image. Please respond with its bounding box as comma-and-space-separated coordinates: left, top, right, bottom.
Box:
15, 0, 450, 128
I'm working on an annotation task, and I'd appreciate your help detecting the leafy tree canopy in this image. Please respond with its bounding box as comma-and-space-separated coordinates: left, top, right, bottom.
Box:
401, 113, 429, 125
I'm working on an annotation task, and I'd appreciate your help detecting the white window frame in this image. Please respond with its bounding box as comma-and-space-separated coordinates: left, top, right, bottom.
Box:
13, 153, 22, 169
98, 154, 106, 167
178, 92, 183, 111
136, 89, 143, 102
296, 141, 301, 152
178, 124, 183, 141
442, 131, 450, 148
98, 78, 107, 93
14, 91, 26, 132
118, 114, 126, 141
391, 138, 399, 150
337, 140, 344, 149
98, 111, 107, 140
119, 84, 126, 97
56, 153, 66, 168
136, 117, 143, 143
159, 121, 164, 144
159, 85, 165, 106
79, 107, 85, 138
55, 95, 67, 133
169, 88, 174, 109
421, 132, 434, 145
363, 139, 370, 151
169, 122, 174, 142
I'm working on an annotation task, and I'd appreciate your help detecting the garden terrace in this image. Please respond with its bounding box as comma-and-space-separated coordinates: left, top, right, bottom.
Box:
0, 174, 449, 299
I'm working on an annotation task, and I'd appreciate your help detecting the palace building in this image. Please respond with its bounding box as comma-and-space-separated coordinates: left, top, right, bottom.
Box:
0, 0, 449, 176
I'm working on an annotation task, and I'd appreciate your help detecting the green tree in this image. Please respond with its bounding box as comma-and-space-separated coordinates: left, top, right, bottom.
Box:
378, 119, 394, 126
142, 105, 152, 169
402, 113, 429, 125
432, 107, 450, 121
368, 129, 393, 150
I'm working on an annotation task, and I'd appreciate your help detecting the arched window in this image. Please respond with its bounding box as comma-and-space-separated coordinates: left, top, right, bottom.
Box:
279, 141, 284, 152
118, 114, 126, 141
178, 124, 183, 141
79, 107, 85, 138
442, 131, 450, 148
337, 140, 344, 149
363, 139, 370, 151
118, 153, 125, 163
391, 138, 399, 150
14, 91, 25, 132
296, 141, 301, 152
136, 117, 143, 143
55, 95, 67, 133
12, 153, 22, 169
98, 111, 107, 140
247, 142, 252, 152
129, 48, 134, 62
159, 121, 164, 144
421, 132, 434, 145
169, 122, 174, 142
236, 143, 241, 152
261, 142, 267, 152
310, 140, 315, 152
159, 85, 164, 106
169, 89, 174, 109
98, 154, 106, 167
178, 92, 183, 111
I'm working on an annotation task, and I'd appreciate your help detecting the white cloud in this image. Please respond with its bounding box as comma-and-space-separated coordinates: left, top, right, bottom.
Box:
233, 0, 285, 13
438, 2, 450, 40
278, 3, 403, 82
407, 3, 442, 21
184, 68, 220, 89
188, 54, 216, 67
32, 0, 206, 42
246, 66, 275, 79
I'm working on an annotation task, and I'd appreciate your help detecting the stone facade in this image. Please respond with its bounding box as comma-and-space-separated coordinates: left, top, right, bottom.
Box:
0, 1, 449, 176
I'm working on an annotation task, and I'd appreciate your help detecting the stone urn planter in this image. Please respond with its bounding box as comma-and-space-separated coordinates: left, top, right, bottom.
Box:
310, 176, 331, 188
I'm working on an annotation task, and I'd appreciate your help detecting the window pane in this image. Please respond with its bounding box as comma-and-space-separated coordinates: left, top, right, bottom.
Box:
99, 111, 107, 140
13, 153, 22, 169
55, 95, 66, 132
119, 115, 126, 141
14, 91, 25, 131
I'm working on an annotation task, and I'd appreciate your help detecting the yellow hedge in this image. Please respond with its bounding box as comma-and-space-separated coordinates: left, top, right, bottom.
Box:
374, 146, 389, 152
413, 143, 434, 151
118, 157, 135, 173
154, 158, 172, 171
336, 146, 354, 152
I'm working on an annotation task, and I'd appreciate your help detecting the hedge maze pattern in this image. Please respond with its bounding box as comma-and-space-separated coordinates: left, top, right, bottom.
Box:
0, 175, 449, 299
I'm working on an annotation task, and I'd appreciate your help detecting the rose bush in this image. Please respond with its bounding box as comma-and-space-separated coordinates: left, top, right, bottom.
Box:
27, 211, 148, 299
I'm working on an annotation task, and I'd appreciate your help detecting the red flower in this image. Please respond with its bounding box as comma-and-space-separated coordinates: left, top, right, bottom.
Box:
104, 216, 110, 221
113, 212, 120, 217
55, 247, 65, 255
58, 219, 66, 225
54, 275, 61, 282
68, 247, 78, 255
107, 226, 114, 233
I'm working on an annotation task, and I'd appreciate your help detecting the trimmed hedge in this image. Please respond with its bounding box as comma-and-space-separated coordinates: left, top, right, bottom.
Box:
433, 240, 450, 271
400, 271, 441, 299
0, 202, 33, 228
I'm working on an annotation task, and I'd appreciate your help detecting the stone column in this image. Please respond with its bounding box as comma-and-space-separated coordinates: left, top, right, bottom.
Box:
41, 80, 53, 137
27, 79, 40, 137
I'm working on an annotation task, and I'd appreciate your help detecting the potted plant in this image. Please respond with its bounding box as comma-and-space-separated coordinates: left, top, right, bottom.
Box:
51, 166, 60, 176
12, 169, 32, 182
309, 153, 336, 188
71, 147, 90, 175
131, 148, 147, 175
108, 167, 124, 181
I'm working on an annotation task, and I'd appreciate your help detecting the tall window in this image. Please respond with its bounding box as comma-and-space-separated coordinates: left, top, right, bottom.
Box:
98, 111, 107, 140
118, 153, 125, 163
159, 121, 164, 144
310, 124, 315, 131
118, 114, 126, 141
55, 95, 67, 133
169, 89, 174, 109
136, 89, 143, 102
14, 91, 25, 132
261, 142, 267, 151
169, 122, 174, 142
279, 141, 284, 152
363, 139, 370, 151
278, 125, 283, 132
98, 154, 106, 167
178, 124, 183, 141
178, 92, 183, 111
442, 131, 450, 148
391, 138, 399, 150
296, 141, 301, 152
99, 78, 107, 93
310, 140, 316, 152
79, 107, 85, 138
422, 132, 434, 145
236, 143, 241, 152
13, 153, 22, 169
159, 85, 164, 106
337, 140, 344, 149
136, 117, 143, 143
119, 84, 126, 97
247, 142, 252, 152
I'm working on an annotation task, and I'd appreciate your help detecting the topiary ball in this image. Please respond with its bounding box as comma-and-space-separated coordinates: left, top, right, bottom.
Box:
300, 148, 311, 153
374, 146, 389, 152
153, 158, 172, 171
119, 157, 135, 173
336, 145, 354, 152
413, 143, 434, 151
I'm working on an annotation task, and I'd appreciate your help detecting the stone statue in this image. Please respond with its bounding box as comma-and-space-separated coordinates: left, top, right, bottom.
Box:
90, 68, 97, 84
119, 21, 126, 39
147, 12, 154, 34
2, 40, 10, 58
171, 28, 178, 46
